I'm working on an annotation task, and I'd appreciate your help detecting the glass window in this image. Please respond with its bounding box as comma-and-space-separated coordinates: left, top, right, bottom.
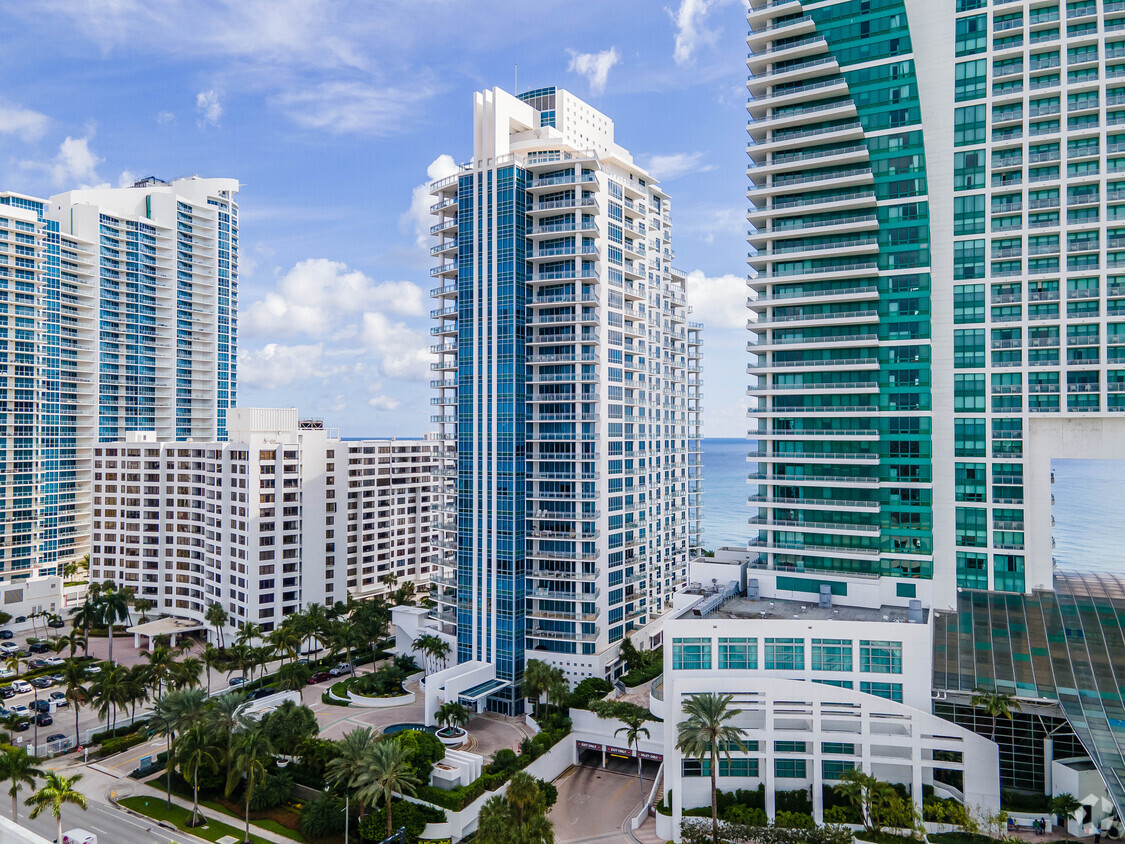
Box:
956, 506, 988, 547
774, 741, 807, 753
775, 758, 808, 779
955, 463, 986, 502
954, 329, 985, 367
956, 15, 988, 56
823, 760, 857, 780
764, 637, 804, 671
860, 681, 904, 702
956, 59, 988, 101
954, 194, 985, 235
811, 639, 853, 672
955, 150, 985, 191
954, 373, 986, 411
860, 640, 903, 674
957, 552, 988, 589
955, 105, 987, 146
672, 637, 712, 670
720, 757, 758, 777
719, 637, 757, 670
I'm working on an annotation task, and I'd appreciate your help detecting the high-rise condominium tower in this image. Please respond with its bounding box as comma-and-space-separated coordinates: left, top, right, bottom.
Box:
0, 176, 237, 583
428, 87, 702, 713
747, 0, 1125, 609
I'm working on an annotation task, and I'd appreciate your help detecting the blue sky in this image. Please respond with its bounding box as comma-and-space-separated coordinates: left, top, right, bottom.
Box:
3, 0, 750, 438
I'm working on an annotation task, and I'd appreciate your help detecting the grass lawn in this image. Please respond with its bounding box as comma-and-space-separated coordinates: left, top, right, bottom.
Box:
855, 832, 922, 844
120, 795, 275, 844
199, 798, 306, 842
329, 678, 353, 699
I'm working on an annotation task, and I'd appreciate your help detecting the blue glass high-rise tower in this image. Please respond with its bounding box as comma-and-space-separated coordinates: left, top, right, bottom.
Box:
427, 88, 703, 715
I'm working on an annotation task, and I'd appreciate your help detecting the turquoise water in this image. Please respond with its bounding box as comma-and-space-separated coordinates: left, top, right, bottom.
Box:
382, 723, 437, 735
701, 438, 756, 548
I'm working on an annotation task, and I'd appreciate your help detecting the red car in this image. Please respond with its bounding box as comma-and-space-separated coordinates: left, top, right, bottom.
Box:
307, 671, 331, 684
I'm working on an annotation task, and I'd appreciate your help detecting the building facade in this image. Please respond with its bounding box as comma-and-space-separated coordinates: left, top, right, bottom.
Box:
427, 86, 702, 712
0, 176, 237, 584
746, 0, 1125, 605
90, 408, 444, 640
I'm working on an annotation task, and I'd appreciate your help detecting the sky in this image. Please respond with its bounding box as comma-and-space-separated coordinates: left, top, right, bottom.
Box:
2, 0, 751, 438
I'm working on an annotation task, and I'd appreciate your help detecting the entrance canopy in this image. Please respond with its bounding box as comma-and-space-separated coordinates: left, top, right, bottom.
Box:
126, 617, 206, 650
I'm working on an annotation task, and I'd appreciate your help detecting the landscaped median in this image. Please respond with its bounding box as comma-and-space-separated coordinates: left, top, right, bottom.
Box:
119, 795, 278, 844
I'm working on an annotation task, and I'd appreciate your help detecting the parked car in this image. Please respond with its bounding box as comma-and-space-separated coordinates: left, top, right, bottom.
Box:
30, 677, 53, 690
246, 687, 276, 701
12, 649, 28, 659
0, 668, 14, 680
49, 674, 64, 685
328, 663, 352, 677
34, 712, 53, 726
46, 618, 65, 629
228, 676, 248, 687
83, 665, 101, 675
0, 642, 17, 655
49, 691, 68, 706
0, 630, 13, 640
11, 681, 32, 694
28, 643, 50, 655
33, 699, 51, 713
0, 686, 14, 699
11, 720, 29, 732
25, 659, 47, 670
45, 733, 68, 744
307, 671, 331, 684
43, 657, 64, 667
9, 704, 29, 715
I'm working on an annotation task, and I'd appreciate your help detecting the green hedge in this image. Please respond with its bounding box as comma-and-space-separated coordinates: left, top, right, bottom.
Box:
91, 719, 150, 745
620, 662, 663, 687
99, 732, 149, 757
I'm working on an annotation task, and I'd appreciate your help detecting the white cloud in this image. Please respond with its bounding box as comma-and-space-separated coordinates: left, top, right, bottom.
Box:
643, 152, 714, 181
0, 102, 49, 141
117, 170, 137, 188
238, 343, 337, 388
243, 258, 426, 339
22, 136, 105, 188
155, 110, 176, 124
272, 81, 432, 135
679, 205, 746, 245
669, 0, 719, 65
685, 269, 748, 330
361, 312, 433, 381
567, 47, 620, 95
368, 394, 402, 411
196, 89, 223, 127
403, 154, 459, 251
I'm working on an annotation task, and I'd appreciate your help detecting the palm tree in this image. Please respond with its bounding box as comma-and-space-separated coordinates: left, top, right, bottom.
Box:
676, 692, 749, 844
355, 740, 421, 840
521, 659, 559, 716
90, 663, 130, 732
413, 633, 440, 674
616, 711, 651, 799
62, 663, 89, 748
123, 663, 150, 723
4, 655, 20, 680
303, 602, 330, 658
174, 656, 204, 691
834, 768, 881, 832
206, 691, 250, 783
201, 643, 224, 695
69, 599, 99, 658
205, 602, 229, 649
250, 645, 274, 684
25, 771, 87, 844
0, 745, 43, 822
235, 621, 261, 649
143, 641, 178, 699
432, 639, 451, 671
268, 625, 302, 666
133, 597, 155, 624
435, 701, 471, 735
325, 726, 377, 814
62, 630, 86, 660
225, 725, 276, 844
329, 621, 360, 674
970, 688, 1020, 741
477, 772, 554, 844
153, 688, 207, 807
99, 587, 132, 664
175, 723, 221, 826
276, 660, 313, 702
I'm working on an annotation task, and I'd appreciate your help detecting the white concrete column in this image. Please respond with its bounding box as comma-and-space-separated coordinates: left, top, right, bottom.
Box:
1044, 737, 1053, 795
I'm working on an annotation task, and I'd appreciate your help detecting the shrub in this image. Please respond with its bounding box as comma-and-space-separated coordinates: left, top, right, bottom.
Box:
775, 811, 816, 830
537, 778, 558, 809
680, 818, 854, 844
587, 699, 659, 723
300, 792, 346, 840
91, 720, 149, 745
352, 663, 407, 697
395, 729, 445, 783
248, 767, 293, 812
824, 804, 861, 825
486, 747, 520, 777
726, 805, 768, 826
568, 677, 613, 710
776, 789, 813, 815
358, 798, 445, 843
99, 733, 148, 756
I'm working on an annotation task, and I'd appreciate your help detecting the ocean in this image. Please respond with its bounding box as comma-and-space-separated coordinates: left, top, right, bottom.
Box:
700, 437, 756, 548
700, 440, 1125, 575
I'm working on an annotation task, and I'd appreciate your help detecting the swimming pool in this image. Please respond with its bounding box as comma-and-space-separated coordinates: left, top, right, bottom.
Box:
382, 723, 437, 736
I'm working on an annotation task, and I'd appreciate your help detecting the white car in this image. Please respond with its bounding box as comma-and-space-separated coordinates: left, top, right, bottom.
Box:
9, 703, 28, 716
328, 663, 352, 677
83, 665, 101, 675
43, 657, 65, 667
0, 642, 17, 655
0, 668, 14, 679
10, 680, 31, 694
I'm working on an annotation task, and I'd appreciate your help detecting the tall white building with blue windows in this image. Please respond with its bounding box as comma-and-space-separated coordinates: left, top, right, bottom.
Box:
0, 176, 237, 585
424, 87, 702, 715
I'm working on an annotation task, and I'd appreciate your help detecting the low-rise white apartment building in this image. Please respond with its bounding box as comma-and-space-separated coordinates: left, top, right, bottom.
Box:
90, 408, 446, 640
658, 562, 999, 839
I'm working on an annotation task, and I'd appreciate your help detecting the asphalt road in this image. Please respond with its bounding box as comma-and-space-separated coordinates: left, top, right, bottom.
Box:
17, 797, 182, 844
